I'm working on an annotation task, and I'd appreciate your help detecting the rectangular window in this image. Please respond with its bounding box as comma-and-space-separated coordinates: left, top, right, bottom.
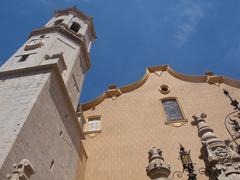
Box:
86, 116, 101, 132
162, 99, 184, 121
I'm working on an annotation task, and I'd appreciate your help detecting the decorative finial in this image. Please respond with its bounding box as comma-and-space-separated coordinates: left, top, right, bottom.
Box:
146, 147, 171, 179
223, 89, 240, 110
192, 113, 207, 126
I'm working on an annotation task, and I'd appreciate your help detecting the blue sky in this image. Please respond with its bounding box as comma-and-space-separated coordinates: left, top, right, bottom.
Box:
0, 0, 240, 103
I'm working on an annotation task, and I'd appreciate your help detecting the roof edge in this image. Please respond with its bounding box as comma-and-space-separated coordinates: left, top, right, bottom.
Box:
80, 65, 240, 111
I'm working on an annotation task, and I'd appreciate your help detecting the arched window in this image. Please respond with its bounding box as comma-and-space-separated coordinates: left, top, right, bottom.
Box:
161, 97, 186, 124
70, 22, 81, 33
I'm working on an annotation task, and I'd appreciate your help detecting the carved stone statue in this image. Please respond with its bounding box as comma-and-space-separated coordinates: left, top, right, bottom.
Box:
146, 147, 171, 180
192, 113, 240, 180
6, 159, 35, 180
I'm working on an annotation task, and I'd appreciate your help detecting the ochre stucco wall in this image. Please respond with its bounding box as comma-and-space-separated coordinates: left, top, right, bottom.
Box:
82, 70, 240, 180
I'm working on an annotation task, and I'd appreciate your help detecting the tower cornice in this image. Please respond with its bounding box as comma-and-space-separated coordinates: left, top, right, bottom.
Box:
54, 7, 97, 40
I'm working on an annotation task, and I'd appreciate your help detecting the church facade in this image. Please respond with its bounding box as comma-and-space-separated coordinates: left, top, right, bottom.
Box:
1, 7, 240, 180
80, 65, 240, 180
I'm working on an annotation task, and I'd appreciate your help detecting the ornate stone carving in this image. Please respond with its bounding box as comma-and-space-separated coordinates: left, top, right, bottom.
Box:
6, 159, 35, 180
168, 121, 187, 128
24, 39, 44, 51
192, 113, 240, 180
146, 147, 171, 180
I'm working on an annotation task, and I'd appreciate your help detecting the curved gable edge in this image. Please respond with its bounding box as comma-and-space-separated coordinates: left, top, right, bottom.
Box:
80, 65, 240, 111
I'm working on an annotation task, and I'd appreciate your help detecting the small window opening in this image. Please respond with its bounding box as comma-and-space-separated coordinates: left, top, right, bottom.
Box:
54, 19, 64, 26
18, 55, 29, 62
160, 84, 170, 94
50, 160, 55, 172
87, 117, 101, 132
59, 131, 63, 137
70, 22, 81, 33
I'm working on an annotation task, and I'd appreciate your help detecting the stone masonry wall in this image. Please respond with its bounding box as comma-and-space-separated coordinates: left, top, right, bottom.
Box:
0, 70, 50, 179
0, 71, 87, 180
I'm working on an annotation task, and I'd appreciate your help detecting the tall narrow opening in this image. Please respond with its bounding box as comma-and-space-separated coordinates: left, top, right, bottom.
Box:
50, 160, 55, 172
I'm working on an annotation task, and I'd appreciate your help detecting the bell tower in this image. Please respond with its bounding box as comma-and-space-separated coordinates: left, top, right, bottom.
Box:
0, 7, 95, 180
0, 7, 96, 109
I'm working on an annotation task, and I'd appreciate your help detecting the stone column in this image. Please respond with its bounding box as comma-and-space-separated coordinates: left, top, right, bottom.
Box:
192, 113, 240, 180
146, 147, 171, 180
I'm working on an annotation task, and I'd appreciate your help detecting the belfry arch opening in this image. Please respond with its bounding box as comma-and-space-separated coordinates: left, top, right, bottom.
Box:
70, 22, 81, 33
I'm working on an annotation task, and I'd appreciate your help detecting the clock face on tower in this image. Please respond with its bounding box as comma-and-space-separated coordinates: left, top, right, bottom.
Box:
24, 39, 44, 51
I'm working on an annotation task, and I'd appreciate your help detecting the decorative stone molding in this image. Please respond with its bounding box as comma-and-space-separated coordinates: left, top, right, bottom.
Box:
146, 147, 171, 180
192, 113, 240, 180
106, 84, 122, 99
24, 41, 44, 51
206, 75, 223, 85
159, 84, 170, 94
167, 121, 187, 128
43, 52, 67, 74
29, 26, 91, 70
54, 7, 96, 39
6, 159, 35, 180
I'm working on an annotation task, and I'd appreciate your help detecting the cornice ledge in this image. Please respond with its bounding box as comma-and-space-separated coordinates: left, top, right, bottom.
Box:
164, 65, 207, 82
79, 65, 240, 112
54, 7, 97, 39
29, 26, 84, 43
55, 7, 92, 21
81, 93, 107, 111
222, 76, 240, 88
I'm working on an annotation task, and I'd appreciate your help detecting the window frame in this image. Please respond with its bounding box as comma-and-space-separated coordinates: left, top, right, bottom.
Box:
84, 115, 102, 134
160, 97, 187, 125
69, 22, 81, 33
